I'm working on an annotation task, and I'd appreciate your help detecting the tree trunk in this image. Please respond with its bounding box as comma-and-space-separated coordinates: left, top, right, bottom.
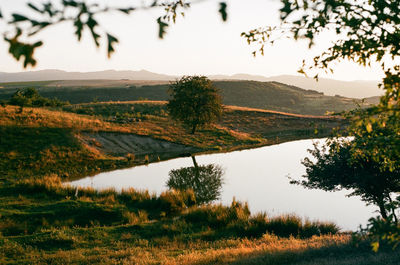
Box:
191, 156, 200, 182
191, 123, 197, 134
191, 156, 199, 169
388, 195, 398, 224
377, 199, 388, 220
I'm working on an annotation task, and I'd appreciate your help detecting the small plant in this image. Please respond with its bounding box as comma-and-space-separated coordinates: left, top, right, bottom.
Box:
126, 153, 135, 162
123, 210, 149, 225
357, 213, 400, 252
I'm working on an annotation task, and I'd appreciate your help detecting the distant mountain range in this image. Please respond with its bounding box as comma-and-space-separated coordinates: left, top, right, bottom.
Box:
0, 69, 174, 83
0, 69, 382, 99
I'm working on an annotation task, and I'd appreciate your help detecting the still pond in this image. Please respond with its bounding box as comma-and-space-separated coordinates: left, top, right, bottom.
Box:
70, 138, 376, 231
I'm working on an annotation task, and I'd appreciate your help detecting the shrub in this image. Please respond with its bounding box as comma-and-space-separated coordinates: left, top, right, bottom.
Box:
265, 214, 303, 238
183, 199, 251, 229
9, 88, 67, 109
159, 189, 196, 215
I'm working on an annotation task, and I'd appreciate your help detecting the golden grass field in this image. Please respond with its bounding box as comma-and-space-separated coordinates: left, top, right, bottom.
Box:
2, 102, 397, 264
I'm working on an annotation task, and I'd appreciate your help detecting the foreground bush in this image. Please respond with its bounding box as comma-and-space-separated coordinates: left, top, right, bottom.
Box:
183, 200, 339, 238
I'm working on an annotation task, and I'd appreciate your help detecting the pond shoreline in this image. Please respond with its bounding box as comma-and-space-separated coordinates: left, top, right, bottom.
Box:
69, 137, 373, 231
72, 132, 332, 181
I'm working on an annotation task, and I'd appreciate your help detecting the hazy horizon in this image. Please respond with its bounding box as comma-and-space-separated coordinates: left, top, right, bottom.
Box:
0, 68, 380, 83
0, 68, 383, 99
0, 0, 387, 82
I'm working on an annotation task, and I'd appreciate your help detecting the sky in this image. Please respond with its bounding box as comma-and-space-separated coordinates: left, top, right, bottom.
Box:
0, 0, 385, 81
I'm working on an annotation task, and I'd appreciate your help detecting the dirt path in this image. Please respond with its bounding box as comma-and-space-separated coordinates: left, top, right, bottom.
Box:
82, 132, 197, 157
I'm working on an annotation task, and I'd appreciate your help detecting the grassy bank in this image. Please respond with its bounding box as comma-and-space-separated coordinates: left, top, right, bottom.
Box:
2, 176, 399, 264
2, 102, 395, 264
3, 175, 398, 265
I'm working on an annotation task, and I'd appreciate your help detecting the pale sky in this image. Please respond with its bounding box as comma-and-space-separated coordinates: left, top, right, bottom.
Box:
0, 0, 385, 81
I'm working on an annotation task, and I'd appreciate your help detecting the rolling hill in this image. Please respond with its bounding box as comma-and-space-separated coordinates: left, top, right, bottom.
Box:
0, 79, 364, 115
210, 74, 382, 99
0, 69, 381, 98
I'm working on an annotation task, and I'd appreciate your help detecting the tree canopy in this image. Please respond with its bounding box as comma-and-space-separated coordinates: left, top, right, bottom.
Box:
167, 76, 222, 134
292, 138, 400, 221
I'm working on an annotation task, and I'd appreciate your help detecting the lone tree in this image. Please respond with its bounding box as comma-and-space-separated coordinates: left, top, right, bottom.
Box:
167, 76, 222, 134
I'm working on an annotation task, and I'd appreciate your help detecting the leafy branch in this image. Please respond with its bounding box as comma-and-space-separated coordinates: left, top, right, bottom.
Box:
1, 0, 228, 68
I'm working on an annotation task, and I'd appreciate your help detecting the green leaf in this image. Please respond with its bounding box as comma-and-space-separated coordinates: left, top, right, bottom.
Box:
62, 0, 78, 8
5, 33, 43, 68
28, 3, 43, 13
11, 14, 30, 23
371, 241, 379, 252
157, 17, 168, 39
118, 8, 135, 14
74, 18, 83, 41
106, 33, 119, 58
218, 2, 228, 22
86, 16, 100, 46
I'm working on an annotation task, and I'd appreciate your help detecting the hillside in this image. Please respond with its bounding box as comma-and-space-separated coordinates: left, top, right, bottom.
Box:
0, 69, 381, 98
0, 101, 342, 180
211, 74, 381, 99
0, 80, 364, 115
216, 81, 361, 115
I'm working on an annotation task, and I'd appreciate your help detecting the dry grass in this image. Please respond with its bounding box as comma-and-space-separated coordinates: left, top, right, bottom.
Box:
0, 105, 131, 132
4, 232, 398, 265
1, 102, 390, 265
172, 234, 350, 265
76, 100, 168, 105
0, 105, 263, 151
224, 105, 338, 119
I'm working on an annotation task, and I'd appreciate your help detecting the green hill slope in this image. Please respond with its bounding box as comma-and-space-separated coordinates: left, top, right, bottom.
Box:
0, 80, 363, 115
216, 81, 359, 115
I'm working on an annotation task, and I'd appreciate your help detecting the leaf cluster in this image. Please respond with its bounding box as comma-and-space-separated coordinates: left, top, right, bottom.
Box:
243, 0, 400, 80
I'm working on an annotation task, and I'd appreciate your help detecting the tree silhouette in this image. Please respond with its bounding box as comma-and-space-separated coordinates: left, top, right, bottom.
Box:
291, 139, 400, 221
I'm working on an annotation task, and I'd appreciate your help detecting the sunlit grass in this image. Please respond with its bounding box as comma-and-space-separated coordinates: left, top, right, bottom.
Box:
0, 102, 385, 265
0, 105, 263, 151
0, 175, 370, 265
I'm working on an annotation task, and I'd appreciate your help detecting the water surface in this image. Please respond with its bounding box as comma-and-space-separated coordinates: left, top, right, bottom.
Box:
70, 138, 376, 230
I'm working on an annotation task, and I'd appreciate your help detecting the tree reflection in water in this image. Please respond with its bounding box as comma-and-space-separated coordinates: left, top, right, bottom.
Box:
166, 156, 224, 204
